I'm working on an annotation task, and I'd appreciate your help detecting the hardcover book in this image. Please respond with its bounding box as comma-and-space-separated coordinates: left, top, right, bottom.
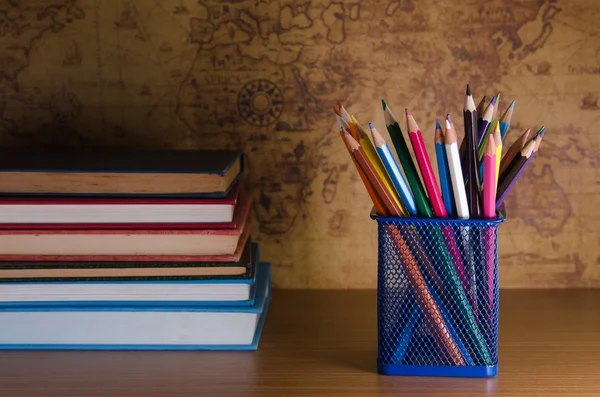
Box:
0, 147, 243, 197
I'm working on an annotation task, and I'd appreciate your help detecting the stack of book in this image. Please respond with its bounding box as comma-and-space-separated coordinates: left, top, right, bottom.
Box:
0, 147, 270, 350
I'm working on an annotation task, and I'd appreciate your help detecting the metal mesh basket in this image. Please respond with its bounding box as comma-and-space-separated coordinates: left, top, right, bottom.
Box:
373, 214, 506, 378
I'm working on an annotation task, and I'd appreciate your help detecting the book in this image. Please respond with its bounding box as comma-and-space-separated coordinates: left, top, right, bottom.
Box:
0, 182, 240, 225
0, 205, 252, 262
0, 239, 255, 281
0, 262, 271, 350
0, 147, 243, 196
0, 243, 261, 305
0, 192, 252, 258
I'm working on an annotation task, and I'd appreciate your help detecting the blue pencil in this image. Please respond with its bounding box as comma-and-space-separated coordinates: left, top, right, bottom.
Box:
369, 123, 417, 216
435, 120, 456, 217
499, 100, 515, 141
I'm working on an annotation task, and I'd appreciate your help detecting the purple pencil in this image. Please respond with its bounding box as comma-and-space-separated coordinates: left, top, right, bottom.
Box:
495, 134, 543, 209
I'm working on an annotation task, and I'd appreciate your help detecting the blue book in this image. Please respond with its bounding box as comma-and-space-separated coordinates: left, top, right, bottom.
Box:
0, 262, 271, 350
0, 243, 261, 307
0, 147, 243, 197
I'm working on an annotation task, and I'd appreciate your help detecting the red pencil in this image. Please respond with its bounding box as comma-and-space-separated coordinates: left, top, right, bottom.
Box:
405, 109, 447, 218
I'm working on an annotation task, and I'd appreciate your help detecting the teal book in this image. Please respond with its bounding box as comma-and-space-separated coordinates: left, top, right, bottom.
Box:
0, 262, 272, 350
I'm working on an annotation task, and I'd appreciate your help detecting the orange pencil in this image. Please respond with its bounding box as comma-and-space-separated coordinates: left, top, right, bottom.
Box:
342, 133, 466, 366
339, 129, 386, 213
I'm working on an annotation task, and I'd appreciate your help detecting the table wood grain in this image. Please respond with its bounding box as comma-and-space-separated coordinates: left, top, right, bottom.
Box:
0, 289, 598, 396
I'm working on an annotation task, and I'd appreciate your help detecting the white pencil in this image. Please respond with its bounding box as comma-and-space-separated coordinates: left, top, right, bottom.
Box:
444, 115, 470, 219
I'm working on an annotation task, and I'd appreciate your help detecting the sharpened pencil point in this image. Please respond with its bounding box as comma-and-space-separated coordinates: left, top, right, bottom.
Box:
369, 122, 374, 130
435, 119, 440, 129
509, 99, 516, 109
405, 108, 411, 116
466, 84, 471, 95
446, 113, 453, 124
491, 95, 497, 105
382, 99, 387, 110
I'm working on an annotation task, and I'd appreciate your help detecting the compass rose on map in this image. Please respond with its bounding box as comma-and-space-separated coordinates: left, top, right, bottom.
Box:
237, 79, 284, 127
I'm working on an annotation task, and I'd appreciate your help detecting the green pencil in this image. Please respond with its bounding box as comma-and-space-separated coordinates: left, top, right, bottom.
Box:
382, 100, 432, 218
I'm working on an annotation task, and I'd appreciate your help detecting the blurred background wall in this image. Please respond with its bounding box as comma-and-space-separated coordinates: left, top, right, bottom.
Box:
0, 0, 597, 288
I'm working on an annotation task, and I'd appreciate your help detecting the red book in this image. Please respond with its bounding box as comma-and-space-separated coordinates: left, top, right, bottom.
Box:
0, 192, 252, 262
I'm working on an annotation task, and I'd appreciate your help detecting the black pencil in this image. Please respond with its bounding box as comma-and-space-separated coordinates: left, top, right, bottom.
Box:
464, 84, 482, 218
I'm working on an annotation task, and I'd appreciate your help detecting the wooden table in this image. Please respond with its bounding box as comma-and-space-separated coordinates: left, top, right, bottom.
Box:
0, 289, 598, 396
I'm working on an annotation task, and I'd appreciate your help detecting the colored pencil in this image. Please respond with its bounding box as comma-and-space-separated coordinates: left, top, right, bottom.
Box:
476, 95, 487, 121
335, 114, 349, 132
344, 133, 403, 216
370, 122, 418, 217
476, 96, 498, 161
495, 137, 540, 209
477, 95, 496, 149
383, 101, 433, 218
445, 115, 477, 315
483, 135, 497, 219
493, 121, 502, 184
406, 109, 447, 217
526, 125, 546, 145
497, 140, 536, 201
492, 93, 500, 120
403, 111, 470, 303
338, 129, 386, 212
499, 100, 515, 141
352, 115, 407, 215
338, 101, 352, 124
482, 131, 498, 352
478, 120, 502, 184
498, 128, 531, 178
444, 116, 469, 219
435, 120, 456, 218
405, 111, 490, 363
461, 95, 487, 167
464, 84, 482, 218
338, 101, 358, 139
342, 132, 467, 366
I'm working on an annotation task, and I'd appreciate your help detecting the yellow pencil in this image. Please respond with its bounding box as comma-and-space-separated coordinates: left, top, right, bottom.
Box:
350, 114, 406, 214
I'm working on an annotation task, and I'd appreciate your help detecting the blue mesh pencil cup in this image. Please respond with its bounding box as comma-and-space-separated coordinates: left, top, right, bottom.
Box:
372, 213, 506, 378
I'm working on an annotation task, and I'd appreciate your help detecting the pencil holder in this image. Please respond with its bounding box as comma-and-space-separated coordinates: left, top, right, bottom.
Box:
372, 214, 506, 378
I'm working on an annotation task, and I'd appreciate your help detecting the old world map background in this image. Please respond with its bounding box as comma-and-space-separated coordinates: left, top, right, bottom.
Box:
0, 0, 598, 288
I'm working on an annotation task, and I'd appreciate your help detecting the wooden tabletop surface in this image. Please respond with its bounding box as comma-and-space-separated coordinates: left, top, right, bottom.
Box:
0, 289, 598, 396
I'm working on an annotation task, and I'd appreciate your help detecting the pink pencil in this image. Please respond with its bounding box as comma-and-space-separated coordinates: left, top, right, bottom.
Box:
483, 134, 497, 219
405, 109, 447, 218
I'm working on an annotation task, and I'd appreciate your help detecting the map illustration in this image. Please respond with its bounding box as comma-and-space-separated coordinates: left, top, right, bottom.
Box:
0, 0, 597, 288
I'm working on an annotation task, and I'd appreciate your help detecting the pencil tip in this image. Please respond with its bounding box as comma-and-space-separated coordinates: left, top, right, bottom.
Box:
369, 122, 374, 130
405, 108, 411, 116
466, 84, 471, 95
491, 95, 498, 105
382, 99, 387, 110
435, 119, 440, 129
337, 100, 342, 109
509, 99, 516, 109
446, 113, 452, 124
